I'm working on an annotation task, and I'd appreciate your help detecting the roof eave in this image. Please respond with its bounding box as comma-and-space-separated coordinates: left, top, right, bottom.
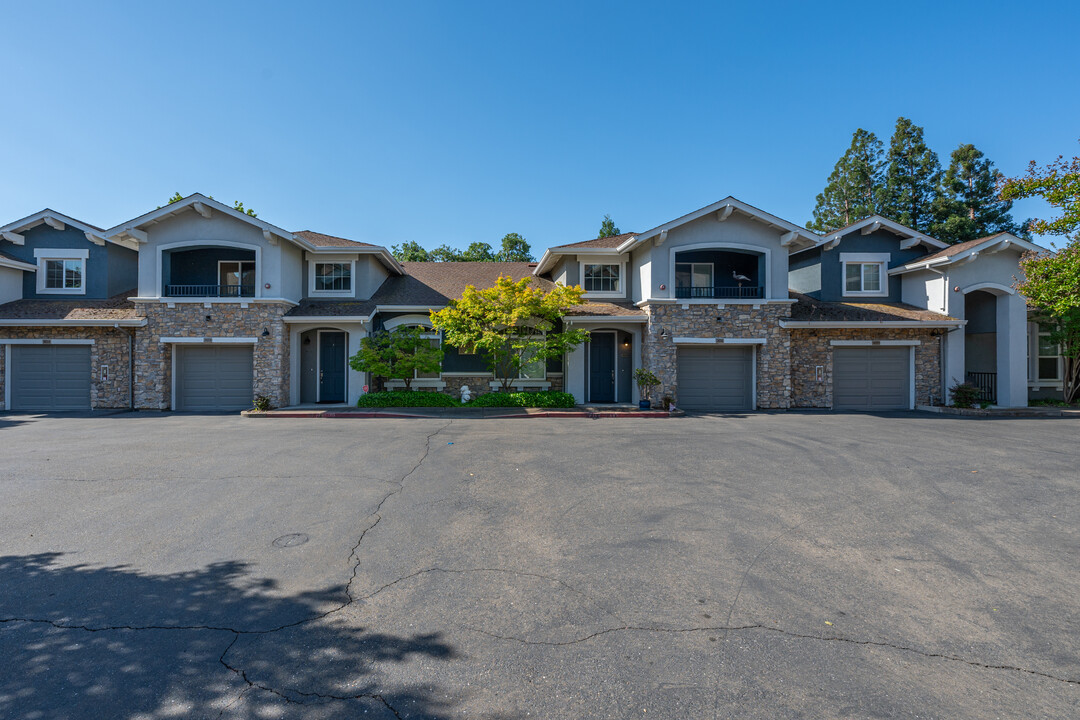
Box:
0, 317, 147, 327
780, 319, 963, 329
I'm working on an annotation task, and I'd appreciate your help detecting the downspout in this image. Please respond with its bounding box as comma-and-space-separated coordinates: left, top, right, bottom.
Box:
128, 326, 136, 411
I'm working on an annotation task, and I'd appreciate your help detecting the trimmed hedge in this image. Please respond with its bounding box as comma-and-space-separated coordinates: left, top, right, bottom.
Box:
355, 389, 577, 408
356, 390, 460, 408
466, 391, 576, 408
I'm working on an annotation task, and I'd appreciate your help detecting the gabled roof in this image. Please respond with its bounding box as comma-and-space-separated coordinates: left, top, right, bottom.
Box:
549, 233, 638, 251
0, 290, 144, 326
800, 215, 949, 254
292, 230, 378, 248
0, 208, 126, 249
625, 196, 819, 251
889, 232, 1046, 276
371, 262, 554, 309
784, 292, 959, 326
103, 193, 403, 273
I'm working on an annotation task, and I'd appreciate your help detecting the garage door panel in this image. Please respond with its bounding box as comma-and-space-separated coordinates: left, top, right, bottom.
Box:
176, 345, 253, 411
676, 346, 753, 411
834, 347, 910, 411
11, 345, 92, 411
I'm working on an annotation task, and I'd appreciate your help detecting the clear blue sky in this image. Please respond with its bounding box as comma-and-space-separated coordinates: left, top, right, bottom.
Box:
2, 1, 1076, 254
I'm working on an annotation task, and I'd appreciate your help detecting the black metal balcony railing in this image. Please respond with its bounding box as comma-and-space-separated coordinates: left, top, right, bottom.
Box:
675, 285, 764, 299
165, 284, 256, 298
966, 371, 997, 404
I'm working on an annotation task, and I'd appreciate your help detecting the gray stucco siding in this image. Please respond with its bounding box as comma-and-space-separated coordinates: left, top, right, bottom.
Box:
6, 225, 117, 299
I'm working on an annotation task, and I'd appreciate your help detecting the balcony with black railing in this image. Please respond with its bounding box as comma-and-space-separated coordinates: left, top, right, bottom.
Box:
674, 285, 764, 300
164, 284, 256, 298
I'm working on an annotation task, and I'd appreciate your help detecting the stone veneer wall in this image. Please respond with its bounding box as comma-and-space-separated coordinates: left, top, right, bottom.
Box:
789, 328, 943, 407
133, 302, 290, 410
641, 303, 793, 409
0, 327, 133, 409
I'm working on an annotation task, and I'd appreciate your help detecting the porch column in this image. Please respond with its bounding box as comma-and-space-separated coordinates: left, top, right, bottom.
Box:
997, 293, 1028, 407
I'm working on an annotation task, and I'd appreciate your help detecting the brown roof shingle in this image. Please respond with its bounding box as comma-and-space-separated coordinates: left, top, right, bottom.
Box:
549, 232, 636, 251
369, 262, 555, 307
293, 230, 377, 248
285, 298, 377, 318
564, 301, 645, 318
913, 233, 1009, 264
0, 291, 140, 321
788, 292, 957, 323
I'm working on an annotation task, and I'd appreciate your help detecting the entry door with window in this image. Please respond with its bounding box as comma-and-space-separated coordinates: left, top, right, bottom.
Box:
319, 331, 347, 403
219, 261, 256, 297
589, 333, 616, 403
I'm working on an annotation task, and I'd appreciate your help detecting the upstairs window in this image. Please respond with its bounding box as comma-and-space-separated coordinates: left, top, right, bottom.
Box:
675, 262, 714, 290
35, 249, 88, 295
44, 259, 84, 291
843, 262, 884, 295
314, 262, 352, 293
218, 261, 256, 297
583, 263, 621, 294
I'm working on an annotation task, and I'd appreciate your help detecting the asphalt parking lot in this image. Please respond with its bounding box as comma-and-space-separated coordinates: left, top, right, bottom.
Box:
1, 410, 1077, 719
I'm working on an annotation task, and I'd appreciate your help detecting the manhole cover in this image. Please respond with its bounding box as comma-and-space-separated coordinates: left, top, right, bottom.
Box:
272, 533, 309, 548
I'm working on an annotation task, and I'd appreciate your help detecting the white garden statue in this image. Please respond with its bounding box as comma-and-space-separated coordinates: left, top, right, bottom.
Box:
460, 384, 472, 402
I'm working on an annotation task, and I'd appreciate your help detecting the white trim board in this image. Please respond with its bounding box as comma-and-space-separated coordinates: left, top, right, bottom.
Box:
780, 320, 962, 329
829, 339, 921, 347
0, 338, 96, 344
0, 319, 146, 327
672, 337, 767, 345
160, 336, 259, 344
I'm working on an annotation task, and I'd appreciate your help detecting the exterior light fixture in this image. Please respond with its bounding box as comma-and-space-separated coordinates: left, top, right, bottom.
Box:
261, 328, 270, 337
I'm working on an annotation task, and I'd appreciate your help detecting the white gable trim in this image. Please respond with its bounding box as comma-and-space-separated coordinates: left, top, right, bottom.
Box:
626, 196, 818, 251
804, 215, 949, 254
0, 209, 122, 248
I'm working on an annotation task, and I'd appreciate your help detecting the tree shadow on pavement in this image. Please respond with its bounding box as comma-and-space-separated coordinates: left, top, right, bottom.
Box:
0, 553, 460, 719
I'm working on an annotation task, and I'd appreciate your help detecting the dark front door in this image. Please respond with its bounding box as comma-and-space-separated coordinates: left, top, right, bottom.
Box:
319, 332, 346, 403
589, 332, 616, 403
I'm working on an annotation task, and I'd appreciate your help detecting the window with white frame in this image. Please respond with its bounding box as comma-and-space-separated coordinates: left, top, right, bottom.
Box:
519, 349, 546, 379
1037, 325, 1062, 382
45, 258, 84, 291
314, 262, 352, 293
35, 249, 88, 294
843, 261, 885, 295
583, 263, 621, 293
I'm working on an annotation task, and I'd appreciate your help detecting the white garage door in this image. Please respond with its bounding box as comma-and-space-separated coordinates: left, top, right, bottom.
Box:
833, 346, 911, 411
10, 344, 92, 411
676, 346, 754, 411
175, 345, 254, 411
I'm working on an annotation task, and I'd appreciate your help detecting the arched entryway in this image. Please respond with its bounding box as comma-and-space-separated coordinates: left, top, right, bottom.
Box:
299, 328, 349, 403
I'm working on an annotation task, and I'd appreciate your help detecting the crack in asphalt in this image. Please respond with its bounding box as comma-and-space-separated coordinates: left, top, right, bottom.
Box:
2, 421, 451, 717
215, 633, 405, 718
460, 621, 1080, 686
357, 566, 625, 623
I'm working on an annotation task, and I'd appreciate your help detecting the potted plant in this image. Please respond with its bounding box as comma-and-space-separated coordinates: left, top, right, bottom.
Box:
634, 368, 661, 410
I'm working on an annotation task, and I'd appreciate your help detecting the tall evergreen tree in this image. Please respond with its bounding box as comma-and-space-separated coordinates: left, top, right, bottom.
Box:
496, 233, 534, 262
882, 117, 941, 232
930, 143, 1019, 243
808, 129, 885, 233
598, 214, 620, 238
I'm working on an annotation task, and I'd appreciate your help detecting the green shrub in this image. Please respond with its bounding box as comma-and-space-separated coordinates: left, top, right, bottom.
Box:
356, 390, 461, 408
1030, 397, 1072, 407
949, 382, 981, 409
466, 391, 576, 408
252, 395, 273, 412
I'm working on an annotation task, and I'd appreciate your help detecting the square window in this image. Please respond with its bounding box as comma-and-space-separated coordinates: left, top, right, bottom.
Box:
1038, 357, 1060, 381
43, 258, 84, 290
315, 262, 351, 292
583, 264, 621, 293
844, 262, 884, 294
